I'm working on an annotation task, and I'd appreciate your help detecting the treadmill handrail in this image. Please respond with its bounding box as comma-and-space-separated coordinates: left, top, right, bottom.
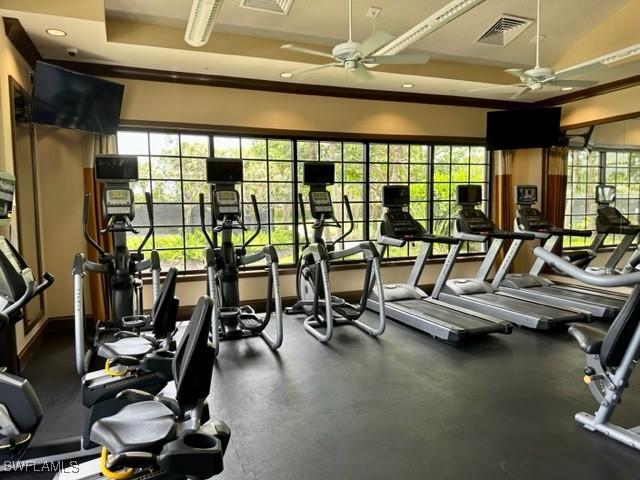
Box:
379, 233, 459, 247
533, 247, 640, 287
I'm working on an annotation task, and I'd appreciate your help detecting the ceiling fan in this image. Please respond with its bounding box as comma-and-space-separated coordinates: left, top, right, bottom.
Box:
472, 0, 598, 99
280, 0, 430, 80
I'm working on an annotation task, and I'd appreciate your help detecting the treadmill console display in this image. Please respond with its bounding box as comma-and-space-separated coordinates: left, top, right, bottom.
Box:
309, 191, 333, 218
383, 185, 410, 208
458, 209, 495, 234
518, 208, 551, 230
384, 212, 424, 238
214, 190, 241, 216
104, 189, 134, 217
597, 206, 629, 227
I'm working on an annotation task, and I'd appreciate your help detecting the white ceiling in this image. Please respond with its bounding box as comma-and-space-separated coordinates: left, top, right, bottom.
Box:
1, 0, 638, 102
105, 0, 627, 68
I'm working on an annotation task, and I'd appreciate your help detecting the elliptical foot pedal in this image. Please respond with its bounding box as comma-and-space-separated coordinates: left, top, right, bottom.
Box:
237, 314, 264, 333
334, 304, 360, 320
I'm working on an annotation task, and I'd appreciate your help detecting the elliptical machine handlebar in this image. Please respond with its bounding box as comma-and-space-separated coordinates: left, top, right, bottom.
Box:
242, 194, 261, 250
199, 192, 215, 250
199, 192, 262, 251
3, 281, 35, 317
329, 195, 354, 248
136, 192, 155, 255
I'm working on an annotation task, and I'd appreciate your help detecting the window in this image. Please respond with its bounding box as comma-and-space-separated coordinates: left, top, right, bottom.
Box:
564, 149, 640, 248
564, 149, 602, 247
117, 128, 489, 272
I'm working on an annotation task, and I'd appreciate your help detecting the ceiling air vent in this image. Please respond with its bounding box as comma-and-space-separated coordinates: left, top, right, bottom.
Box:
476, 15, 533, 47
240, 0, 295, 15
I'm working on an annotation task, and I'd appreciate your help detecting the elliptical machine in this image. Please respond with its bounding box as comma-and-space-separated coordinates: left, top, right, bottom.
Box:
287, 162, 386, 343
73, 154, 161, 375
199, 159, 283, 352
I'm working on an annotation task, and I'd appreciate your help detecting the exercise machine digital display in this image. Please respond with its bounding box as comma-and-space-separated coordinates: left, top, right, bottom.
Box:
215, 190, 241, 215
207, 159, 243, 184
0, 171, 15, 224
104, 189, 134, 217
304, 162, 335, 186
95, 155, 139, 182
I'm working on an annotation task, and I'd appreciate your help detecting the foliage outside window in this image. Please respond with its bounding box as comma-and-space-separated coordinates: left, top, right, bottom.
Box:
117, 129, 489, 272
564, 149, 640, 248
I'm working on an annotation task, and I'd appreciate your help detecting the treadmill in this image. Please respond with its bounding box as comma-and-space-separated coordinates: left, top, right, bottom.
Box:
366, 185, 512, 342
430, 185, 589, 330
490, 185, 625, 319
586, 185, 640, 275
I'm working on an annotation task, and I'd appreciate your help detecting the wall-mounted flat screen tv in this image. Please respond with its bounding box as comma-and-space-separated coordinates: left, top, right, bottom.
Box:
486, 107, 562, 150
31, 61, 124, 135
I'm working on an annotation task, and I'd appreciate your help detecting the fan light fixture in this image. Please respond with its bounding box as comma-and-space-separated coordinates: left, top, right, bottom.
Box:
46, 28, 67, 37
185, 0, 224, 47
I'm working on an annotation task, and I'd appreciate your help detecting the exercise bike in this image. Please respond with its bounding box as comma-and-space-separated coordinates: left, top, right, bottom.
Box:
54, 297, 231, 480
534, 246, 640, 451
73, 154, 161, 376
287, 162, 386, 343
0, 172, 99, 469
199, 158, 283, 352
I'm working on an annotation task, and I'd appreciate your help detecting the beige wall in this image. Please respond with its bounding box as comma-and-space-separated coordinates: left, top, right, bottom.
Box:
0, 19, 47, 352
561, 84, 640, 127
36, 79, 486, 317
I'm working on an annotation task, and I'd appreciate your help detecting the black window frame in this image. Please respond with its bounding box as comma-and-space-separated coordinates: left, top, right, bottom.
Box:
116, 126, 491, 273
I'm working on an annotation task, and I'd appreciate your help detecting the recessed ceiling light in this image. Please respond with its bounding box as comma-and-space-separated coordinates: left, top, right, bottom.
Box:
561, 87, 574, 91
280, 72, 293, 78
402, 83, 415, 88
46, 28, 67, 37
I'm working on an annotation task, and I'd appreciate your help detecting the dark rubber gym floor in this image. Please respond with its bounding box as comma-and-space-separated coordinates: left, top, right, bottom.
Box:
12, 312, 640, 479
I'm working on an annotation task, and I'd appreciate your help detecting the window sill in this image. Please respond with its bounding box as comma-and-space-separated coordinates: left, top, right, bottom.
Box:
142, 254, 486, 284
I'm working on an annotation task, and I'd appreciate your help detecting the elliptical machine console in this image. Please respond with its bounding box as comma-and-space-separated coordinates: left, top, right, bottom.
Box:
287, 162, 386, 343
200, 159, 283, 352
73, 155, 161, 375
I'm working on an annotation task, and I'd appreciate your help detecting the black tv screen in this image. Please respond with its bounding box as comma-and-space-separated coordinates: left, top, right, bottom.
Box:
457, 185, 482, 204
207, 159, 243, 184
31, 62, 124, 135
383, 185, 410, 207
486, 107, 561, 150
303, 162, 335, 185
95, 155, 139, 182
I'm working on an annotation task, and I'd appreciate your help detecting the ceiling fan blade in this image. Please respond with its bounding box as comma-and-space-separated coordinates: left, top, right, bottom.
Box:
281, 44, 335, 60
505, 68, 526, 79
467, 84, 518, 93
363, 53, 430, 65
548, 79, 598, 88
357, 31, 395, 58
288, 63, 341, 76
510, 86, 531, 99
352, 64, 375, 81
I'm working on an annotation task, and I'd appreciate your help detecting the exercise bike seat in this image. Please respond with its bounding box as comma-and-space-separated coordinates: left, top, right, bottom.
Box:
90, 401, 177, 455
99, 336, 155, 359
568, 324, 606, 354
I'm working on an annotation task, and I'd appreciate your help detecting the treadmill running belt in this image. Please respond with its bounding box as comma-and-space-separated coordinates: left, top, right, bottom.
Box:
394, 299, 506, 333
475, 292, 579, 320
533, 286, 624, 308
